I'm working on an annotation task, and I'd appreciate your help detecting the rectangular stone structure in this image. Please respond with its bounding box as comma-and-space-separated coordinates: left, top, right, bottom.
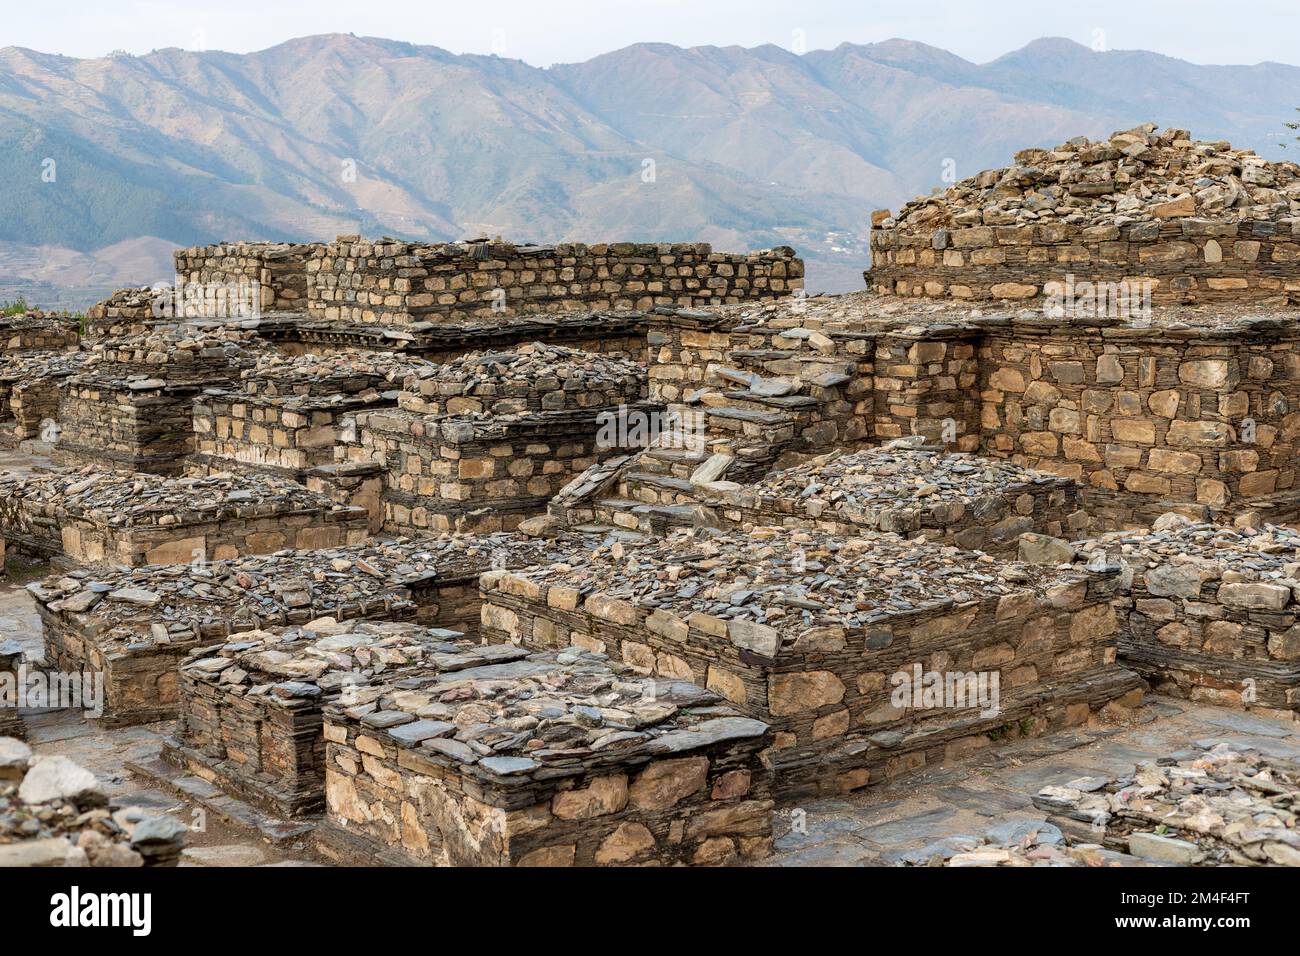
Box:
26, 532, 551, 726
189, 350, 430, 484
0, 313, 79, 352
701, 445, 1089, 554
1076, 521, 1300, 719
53, 328, 265, 475
0, 468, 369, 567
169, 620, 492, 817
0, 351, 87, 446
342, 343, 656, 533
479, 526, 1144, 798
319, 642, 773, 866
308, 236, 803, 325
867, 128, 1300, 306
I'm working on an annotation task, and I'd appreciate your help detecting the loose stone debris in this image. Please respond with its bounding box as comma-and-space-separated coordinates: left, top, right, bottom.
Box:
1033, 743, 1300, 866
0, 737, 186, 867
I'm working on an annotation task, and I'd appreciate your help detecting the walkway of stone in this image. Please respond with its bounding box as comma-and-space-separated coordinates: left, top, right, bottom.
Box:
766, 698, 1299, 865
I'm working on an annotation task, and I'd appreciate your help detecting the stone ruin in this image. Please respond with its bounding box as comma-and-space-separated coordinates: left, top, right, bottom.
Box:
317, 625, 773, 866
695, 443, 1088, 553
1074, 520, 1300, 716
555, 290, 1300, 536
0, 467, 370, 568
1, 312, 80, 352
337, 343, 654, 533
868, 125, 1300, 304
170, 619, 481, 818
479, 526, 1143, 798
25, 532, 552, 726
3, 157, 1300, 866
53, 327, 267, 475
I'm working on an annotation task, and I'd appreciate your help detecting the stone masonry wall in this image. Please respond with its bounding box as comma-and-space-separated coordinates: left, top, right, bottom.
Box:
174, 242, 315, 313
976, 317, 1300, 524
307, 237, 803, 325
869, 218, 1300, 305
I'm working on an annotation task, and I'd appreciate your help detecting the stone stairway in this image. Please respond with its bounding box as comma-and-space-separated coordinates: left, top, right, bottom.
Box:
549, 344, 862, 536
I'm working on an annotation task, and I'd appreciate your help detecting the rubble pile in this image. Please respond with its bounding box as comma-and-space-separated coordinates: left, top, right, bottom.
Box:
480, 526, 1143, 796
1075, 519, 1300, 715
891, 127, 1300, 231
1033, 743, 1300, 866
28, 532, 554, 725
83, 287, 164, 336
869, 126, 1300, 303
710, 444, 1087, 553
170, 619, 485, 816
0, 738, 186, 867
0, 466, 370, 567
321, 637, 774, 866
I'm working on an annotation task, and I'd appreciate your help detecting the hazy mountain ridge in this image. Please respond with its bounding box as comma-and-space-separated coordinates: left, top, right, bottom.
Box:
1, 33, 1297, 307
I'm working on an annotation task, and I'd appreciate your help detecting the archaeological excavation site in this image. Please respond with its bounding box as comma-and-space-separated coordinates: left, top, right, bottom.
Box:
4, 125, 1300, 873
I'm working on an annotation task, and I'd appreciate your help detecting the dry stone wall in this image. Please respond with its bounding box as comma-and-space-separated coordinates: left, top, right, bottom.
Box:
170, 620, 480, 817
174, 242, 314, 313
1075, 522, 1300, 718
308, 237, 803, 325
26, 533, 551, 725
976, 314, 1300, 525
341, 344, 654, 533
704, 445, 1088, 554
0, 468, 369, 568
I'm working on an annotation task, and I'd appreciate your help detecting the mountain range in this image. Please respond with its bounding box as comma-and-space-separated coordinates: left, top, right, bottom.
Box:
1, 33, 1297, 309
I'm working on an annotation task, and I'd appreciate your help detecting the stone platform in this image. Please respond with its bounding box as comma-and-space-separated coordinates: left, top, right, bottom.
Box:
26, 533, 553, 726
320, 640, 774, 866
168, 620, 490, 818
0, 468, 370, 567
1075, 520, 1300, 717
479, 526, 1144, 798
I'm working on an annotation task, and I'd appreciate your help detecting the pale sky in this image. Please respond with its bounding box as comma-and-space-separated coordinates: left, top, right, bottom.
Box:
10, 0, 1300, 66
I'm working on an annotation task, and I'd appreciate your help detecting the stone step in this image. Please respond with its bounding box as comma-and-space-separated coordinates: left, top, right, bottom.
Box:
594, 497, 701, 533
622, 471, 697, 494
721, 390, 820, 409
704, 406, 793, 426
